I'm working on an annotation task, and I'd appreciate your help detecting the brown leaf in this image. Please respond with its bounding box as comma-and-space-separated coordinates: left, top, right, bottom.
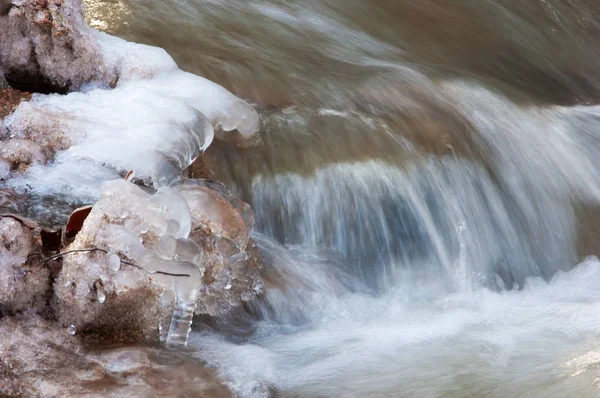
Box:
65, 205, 93, 239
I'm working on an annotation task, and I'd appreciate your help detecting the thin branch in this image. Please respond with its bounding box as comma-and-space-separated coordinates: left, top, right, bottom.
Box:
40, 248, 191, 278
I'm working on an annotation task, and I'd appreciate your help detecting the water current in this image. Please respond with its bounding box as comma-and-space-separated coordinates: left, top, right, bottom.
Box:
18, 0, 600, 396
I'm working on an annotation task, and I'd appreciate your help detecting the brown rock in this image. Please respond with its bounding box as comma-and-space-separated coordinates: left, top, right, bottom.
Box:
0, 316, 232, 397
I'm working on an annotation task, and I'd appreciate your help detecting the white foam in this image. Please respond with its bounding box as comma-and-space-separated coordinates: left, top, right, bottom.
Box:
191, 254, 600, 397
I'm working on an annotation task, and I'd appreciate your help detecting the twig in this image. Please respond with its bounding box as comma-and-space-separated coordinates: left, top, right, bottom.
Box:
40, 248, 191, 278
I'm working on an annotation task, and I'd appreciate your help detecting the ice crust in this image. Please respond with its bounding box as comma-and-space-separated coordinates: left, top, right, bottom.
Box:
0, 0, 262, 348
55, 179, 261, 346
1, 0, 259, 195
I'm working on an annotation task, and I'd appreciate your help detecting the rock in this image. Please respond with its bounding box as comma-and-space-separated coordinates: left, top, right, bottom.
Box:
0, 216, 50, 315
194, 233, 263, 316
54, 178, 262, 345
0, 316, 232, 397
0, 87, 31, 121
53, 179, 177, 344
174, 179, 251, 249
0, 0, 111, 91
169, 179, 261, 316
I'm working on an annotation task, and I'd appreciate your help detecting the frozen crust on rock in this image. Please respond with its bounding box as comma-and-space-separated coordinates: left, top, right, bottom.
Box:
55, 179, 262, 344
1, 0, 259, 194
0, 216, 50, 315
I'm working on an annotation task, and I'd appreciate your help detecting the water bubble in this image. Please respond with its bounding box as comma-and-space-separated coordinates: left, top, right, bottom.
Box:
67, 325, 77, 335
97, 289, 106, 304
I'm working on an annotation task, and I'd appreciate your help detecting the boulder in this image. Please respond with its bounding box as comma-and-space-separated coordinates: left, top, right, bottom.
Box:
0, 216, 50, 315
55, 178, 262, 344
0, 0, 111, 91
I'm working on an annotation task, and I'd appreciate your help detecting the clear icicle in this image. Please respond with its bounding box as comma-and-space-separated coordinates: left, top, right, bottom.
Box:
143, 257, 202, 347
166, 278, 199, 347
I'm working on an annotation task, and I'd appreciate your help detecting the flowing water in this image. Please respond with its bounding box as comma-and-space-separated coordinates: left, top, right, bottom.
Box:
27, 0, 600, 396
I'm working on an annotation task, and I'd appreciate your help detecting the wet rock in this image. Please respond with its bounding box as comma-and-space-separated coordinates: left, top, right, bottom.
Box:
53, 178, 262, 341
174, 179, 251, 249
0, 316, 232, 397
173, 180, 261, 316
0, 358, 23, 397
3, 101, 73, 157
194, 233, 263, 316
53, 180, 173, 344
0, 216, 50, 315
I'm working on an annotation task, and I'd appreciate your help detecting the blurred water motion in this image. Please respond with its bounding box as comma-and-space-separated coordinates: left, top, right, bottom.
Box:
78, 1, 600, 396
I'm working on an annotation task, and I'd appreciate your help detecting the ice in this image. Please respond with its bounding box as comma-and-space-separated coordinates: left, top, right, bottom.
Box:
174, 180, 251, 249
0, 0, 263, 350
107, 254, 121, 272
150, 187, 192, 238
1, 0, 259, 204
174, 238, 203, 264
143, 257, 202, 347
0, 159, 9, 179
54, 178, 260, 346
0, 138, 45, 170
155, 236, 177, 260
97, 289, 106, 304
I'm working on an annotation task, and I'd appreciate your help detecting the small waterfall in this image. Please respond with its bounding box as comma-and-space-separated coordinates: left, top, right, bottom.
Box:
3, 0, 600, 396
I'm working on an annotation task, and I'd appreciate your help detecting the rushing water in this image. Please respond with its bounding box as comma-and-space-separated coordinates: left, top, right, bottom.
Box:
35, 0, 600, 396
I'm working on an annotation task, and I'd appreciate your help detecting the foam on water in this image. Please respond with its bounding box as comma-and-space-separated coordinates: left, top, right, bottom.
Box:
198, 80, 600, 395
191, 246, 600, 397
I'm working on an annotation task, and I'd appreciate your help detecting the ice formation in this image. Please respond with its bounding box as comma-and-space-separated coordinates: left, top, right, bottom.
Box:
0, 0, 263, 349
55, 178, 260, 346
0, 0, 259, 197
